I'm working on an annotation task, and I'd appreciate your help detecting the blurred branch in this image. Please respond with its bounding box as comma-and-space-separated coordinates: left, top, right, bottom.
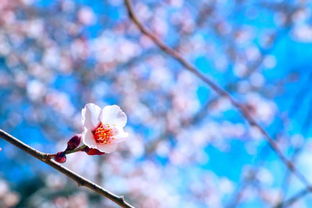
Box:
172, 1, 215, 50
145, 94, 218, 154
226, 169, 257, 208
274, 187, 311, 208
0, 129, 134, 208
224, 76, 299, 207
277, 72, 312, 204
146, 24, 292, 154
123, 0, 311, 188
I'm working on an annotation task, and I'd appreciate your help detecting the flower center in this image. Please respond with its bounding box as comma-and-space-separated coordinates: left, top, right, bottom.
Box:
92, 123, 114, 145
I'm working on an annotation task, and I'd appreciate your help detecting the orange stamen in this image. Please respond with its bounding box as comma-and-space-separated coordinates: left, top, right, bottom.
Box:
92, 123, 114, 145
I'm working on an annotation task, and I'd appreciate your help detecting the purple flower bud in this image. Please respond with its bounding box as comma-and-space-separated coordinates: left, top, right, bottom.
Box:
83, 147, 105, 155
54, 152, 66, 163
66, 135, 81, 151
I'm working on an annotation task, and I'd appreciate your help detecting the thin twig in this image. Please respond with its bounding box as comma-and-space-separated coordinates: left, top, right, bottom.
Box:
0, 129, 135, 208
123, 0, 311, 188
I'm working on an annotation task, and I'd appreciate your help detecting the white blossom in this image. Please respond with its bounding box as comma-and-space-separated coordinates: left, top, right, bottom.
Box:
81, 103, 128, 153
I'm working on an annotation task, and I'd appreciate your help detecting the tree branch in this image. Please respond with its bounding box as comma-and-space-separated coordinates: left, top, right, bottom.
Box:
0, 129, 135, 208
123, 0, 311, 188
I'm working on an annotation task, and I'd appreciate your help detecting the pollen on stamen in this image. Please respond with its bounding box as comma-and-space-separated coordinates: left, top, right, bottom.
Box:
92, 123, 114, 145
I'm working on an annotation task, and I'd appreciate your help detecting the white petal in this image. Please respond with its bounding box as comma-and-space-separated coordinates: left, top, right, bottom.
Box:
100, 105, 127, 127
82, 128, 97, 148
97, 143, 118, 153
82, 103, 101, 129
112, 137, 127, 144
112, 128, 128, 143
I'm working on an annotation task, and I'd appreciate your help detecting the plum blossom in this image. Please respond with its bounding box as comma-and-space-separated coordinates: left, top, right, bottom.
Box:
81, 103, 128, 153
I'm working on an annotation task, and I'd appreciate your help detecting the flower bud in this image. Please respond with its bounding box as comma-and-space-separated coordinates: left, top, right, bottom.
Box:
54, 152, 66, 163
66, 135, 81, 151
83, 147, 105, 155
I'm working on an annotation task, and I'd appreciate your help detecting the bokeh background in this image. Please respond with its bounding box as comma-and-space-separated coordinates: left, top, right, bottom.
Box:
0, 0, 312, 207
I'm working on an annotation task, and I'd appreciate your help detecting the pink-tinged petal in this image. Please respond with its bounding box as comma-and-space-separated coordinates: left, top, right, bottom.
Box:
112, 128, 128, 143
100, 105, 127, 127
112, 137, 127, 144
81, 103, 101, 129
81, 128, 97, 148
96, 143, 118, 153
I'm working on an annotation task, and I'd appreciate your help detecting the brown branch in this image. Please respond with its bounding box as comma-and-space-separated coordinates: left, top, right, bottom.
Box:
0, 129, 135, 208
123, 0, 311, 188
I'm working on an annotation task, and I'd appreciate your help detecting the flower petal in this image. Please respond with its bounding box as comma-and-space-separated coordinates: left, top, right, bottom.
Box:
82, 128, 97, 148
82, 103, 101, 129
112, 128, 128, 143
100, 105, 127, 127
97, 143, 118, 153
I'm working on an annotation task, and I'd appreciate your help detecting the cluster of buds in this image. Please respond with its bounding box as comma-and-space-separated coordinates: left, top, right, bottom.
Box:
52, 103, 128, 163
53, 135, 105, 163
